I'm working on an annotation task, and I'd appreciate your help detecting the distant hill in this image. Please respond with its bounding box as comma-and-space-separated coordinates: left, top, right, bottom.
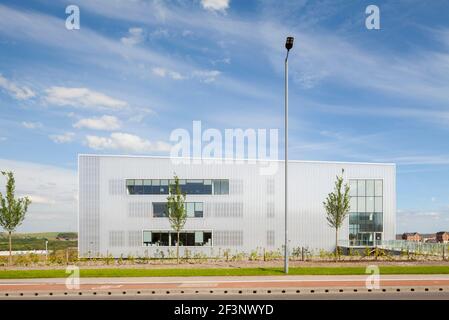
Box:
0, 232, 77, 251
0, 232, 77, 240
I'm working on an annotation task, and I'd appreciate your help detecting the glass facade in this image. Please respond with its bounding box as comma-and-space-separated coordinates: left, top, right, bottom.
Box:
126, 179, 228, 195
142, 230, 212, 246
152, 202, 204, 218
349, 179, 383, 246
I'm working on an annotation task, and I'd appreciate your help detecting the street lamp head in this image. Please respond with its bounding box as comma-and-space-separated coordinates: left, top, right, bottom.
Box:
285, 36, 294, 51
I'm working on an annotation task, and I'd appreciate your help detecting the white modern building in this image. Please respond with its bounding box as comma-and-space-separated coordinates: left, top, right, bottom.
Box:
78, 154, 396, 258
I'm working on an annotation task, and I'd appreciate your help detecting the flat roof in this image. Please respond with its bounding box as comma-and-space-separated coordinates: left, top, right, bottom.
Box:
78, 154, 395, 166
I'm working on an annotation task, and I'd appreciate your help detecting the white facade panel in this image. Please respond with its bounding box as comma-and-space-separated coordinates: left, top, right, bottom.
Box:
78, 155, 396, 258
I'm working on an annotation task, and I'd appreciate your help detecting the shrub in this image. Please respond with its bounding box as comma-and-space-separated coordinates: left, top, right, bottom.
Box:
127, 254, 135, 264
264, 249, 282, 261
192, 252, 208, 263
14, 254, 31, 266
249, 249, 259, 261
183, 248, 191, 260
231, 252, 246, 261
223, 249, 231, 262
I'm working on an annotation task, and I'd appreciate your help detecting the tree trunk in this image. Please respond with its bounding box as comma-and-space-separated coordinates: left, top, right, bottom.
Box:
177, 231, 180, 264
8, 231, 12, 265
335, 228, 338, 262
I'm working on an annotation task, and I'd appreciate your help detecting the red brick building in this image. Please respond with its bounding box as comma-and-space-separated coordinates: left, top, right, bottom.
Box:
436, 231, 449, 243
402, 232, 422, 242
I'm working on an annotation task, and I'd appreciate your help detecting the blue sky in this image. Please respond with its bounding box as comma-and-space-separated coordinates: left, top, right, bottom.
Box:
1, 0, 449, 233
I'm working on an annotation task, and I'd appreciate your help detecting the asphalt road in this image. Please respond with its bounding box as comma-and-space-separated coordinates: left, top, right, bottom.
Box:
1, 274, 449, 299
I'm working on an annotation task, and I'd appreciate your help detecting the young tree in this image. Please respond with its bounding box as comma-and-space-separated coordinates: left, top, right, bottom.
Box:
0, 171, 31, 265
323, 169, 351, 261
166, 175, 186, 264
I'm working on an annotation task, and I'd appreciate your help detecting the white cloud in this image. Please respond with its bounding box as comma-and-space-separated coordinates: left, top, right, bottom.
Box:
211, 57, 231, 65
22, 121, 43, 129
201, 0, 230, 12
49, 132, 75, 144
120, 27, 144, 45
192, 69, 221, 83
152, 67, 186, 80
85, 132, 171, 153
73, 115, 121, 131
152, 67, 219, 82
150, 28, 169, 38
44, 87, 128, 110
0, 74, 35, 100
0, 158, 76, 232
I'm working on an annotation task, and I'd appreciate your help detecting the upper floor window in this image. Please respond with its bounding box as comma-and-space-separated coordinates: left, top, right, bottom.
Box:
126, 179, 229, 195
152, 202, 203, 218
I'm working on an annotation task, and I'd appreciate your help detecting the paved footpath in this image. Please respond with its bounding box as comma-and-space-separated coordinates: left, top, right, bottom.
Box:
1, 274, 449, 298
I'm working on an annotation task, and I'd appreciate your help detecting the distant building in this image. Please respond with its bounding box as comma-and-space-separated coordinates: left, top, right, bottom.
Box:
436, 231, 449, 243
422, 233, 437, 243
402, 232, 422, 242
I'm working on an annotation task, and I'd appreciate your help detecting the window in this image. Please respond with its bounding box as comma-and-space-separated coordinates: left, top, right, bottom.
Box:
194, 202, 203, 217
375, 180, 383, 197
357, 180, 366, 196
357, 197, 366, 212
147, 231, 169, 246
349, 179, 384, 245
126, 179, 228, 195
134, 179, 143, 194
152, 202, 167, 217
349, 180, 357, 197
186, 202, 195, 217
152, 202, 204, 218
143, 179, 151, 194
142, 230, 212, 246
213, 179, 229, 195
366, 196, 375, 212
366, 180, 375, 196
143, 230, 152, 246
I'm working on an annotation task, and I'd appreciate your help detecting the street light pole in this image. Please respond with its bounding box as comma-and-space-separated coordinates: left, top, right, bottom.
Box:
45, 239, 48, 263
284, 36, 294, 274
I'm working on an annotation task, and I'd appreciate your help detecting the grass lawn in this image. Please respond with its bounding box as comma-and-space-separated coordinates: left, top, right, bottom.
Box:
1, 265, 449, 279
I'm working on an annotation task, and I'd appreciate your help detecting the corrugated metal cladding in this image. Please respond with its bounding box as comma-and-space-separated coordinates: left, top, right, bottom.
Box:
78, 155, 396, 258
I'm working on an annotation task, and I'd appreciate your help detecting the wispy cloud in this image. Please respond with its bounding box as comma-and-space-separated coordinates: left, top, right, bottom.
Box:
152, 67, 220, 83
73, 115, 121, 131
85, 132, 171, 153
397, 208, 449, 233
120, 27, 144, 46
49, 132, 75, 144
22, 121, 43, 129
201, 0, 230, 13
44, 87, 128, 110
152, 67, 186, 80
0, 73, 35, 100
192, 70, 221, 83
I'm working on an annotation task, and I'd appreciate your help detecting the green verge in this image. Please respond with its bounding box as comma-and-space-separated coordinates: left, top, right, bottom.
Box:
1, 265, 449, 279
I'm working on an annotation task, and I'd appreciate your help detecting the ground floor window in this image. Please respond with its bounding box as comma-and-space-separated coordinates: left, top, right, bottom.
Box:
143, 230, 212, 247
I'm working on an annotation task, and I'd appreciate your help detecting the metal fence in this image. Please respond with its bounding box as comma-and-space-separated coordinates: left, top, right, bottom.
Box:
377, 240, 448, 256
339, 239, 449, 256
